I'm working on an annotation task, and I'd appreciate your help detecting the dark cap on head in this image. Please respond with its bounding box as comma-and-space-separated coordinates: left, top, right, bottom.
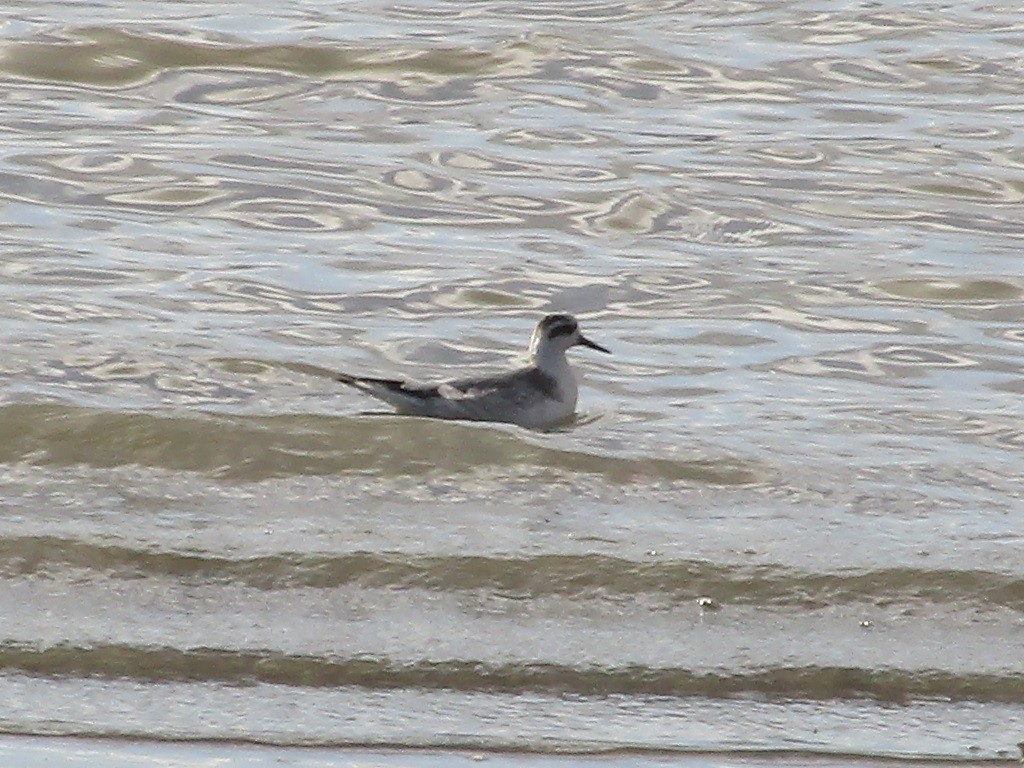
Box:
539, 314, 578, 339
536, 314, 609, 353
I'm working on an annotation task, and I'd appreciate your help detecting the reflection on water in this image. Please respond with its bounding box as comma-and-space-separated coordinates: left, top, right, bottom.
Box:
1, 0, 1023, 761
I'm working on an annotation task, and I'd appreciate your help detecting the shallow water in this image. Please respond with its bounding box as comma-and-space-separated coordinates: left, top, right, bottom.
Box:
1, 0, 1022, 762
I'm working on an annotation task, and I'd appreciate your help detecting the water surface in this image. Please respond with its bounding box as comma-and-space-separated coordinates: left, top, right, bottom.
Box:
0, 0, 1022, 762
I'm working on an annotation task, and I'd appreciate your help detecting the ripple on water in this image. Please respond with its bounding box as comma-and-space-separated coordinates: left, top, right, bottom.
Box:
576, 188, 805, 245
104, 182, 228, 209
0, 28, 518, 87
766, 342, 992, 385
167, 71, 316, 107
873, 277, 1021, 303
429, 149, 619, 182
442, 288, 538, 309
492, 126, 614, 150
211, 198, 370, 232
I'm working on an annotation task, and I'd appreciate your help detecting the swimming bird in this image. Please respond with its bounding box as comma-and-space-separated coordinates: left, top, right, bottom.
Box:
336, 314, 609, 429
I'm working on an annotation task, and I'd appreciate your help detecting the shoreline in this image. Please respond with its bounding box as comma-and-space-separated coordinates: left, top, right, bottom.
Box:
1, 734, 1019, 768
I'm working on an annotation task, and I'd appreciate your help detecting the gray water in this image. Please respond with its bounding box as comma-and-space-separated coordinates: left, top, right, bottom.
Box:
0, 0, 1022, 762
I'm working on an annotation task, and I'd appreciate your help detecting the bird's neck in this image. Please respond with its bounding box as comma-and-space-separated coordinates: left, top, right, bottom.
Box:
531, 344, 571, 378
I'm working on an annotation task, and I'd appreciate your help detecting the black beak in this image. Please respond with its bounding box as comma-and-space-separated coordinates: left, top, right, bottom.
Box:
578, 334, 610, 354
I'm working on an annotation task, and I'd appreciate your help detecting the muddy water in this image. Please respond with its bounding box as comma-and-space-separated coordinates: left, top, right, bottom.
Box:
0, 1, 1022, 761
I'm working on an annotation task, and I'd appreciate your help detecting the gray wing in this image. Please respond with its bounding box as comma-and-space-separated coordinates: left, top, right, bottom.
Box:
447, 366, 557, 398
435, 366, 561, 420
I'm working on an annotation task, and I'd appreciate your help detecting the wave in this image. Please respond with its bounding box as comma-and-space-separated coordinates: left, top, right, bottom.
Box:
0, 27, 521, 88
1, 536, 1020, 612
1, 641, 1021, 704
0, 402, 759, 484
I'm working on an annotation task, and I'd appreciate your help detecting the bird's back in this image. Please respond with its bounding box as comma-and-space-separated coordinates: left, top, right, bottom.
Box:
424, 365, 575, 427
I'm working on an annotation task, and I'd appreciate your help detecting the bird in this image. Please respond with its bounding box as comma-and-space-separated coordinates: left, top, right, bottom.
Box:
336, 313, 609, 429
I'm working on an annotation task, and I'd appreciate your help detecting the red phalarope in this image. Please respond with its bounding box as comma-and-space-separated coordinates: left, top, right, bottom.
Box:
336, 314, 609, 429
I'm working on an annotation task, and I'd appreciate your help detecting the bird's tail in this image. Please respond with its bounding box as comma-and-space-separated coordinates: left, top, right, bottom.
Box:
336, 372, 401, 395
336, 373, 437, 412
